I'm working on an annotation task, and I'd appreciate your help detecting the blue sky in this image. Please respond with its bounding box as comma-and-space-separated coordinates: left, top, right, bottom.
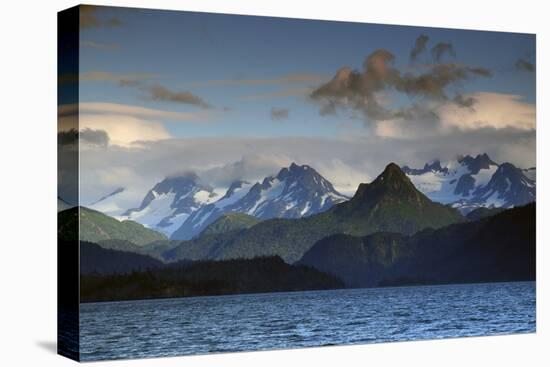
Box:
76, 6, 535, 139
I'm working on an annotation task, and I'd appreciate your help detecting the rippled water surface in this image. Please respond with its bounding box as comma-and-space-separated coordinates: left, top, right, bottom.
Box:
80, 281, 535, 361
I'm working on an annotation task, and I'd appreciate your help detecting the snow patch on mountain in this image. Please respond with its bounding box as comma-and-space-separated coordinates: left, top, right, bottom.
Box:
403, 154, 535, 213
170, 163, 349, 240
120, 173, 219, 236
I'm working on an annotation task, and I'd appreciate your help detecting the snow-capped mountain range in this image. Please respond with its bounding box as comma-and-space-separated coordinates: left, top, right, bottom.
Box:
86, 154, 535, 238
402, 154, 535, 213
119, 173, 219, 236
171, 163, 349, 240
92, 163, 349, 239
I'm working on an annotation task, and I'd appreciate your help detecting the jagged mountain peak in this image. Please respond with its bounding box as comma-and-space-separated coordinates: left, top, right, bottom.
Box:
378, 162, 407, 180
155, 172, 211, 193
402, 160, 448, 175
355, 163, 419, 201
475, 161, 535, 205
277, 162, 313, 178
423, 160, 444, 172
402, 154, 535, 214
457, 153, 497, 174
168, 162, 465, 263
140, 173, 215, 209
328, 163, 464, 239
275, 163, 339, 192
243, 162, 349, 212
170, 163, 349, 240
120, 172, 219, 236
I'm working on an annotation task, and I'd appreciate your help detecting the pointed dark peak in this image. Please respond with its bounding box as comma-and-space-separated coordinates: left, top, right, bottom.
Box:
351, 163, 430, 206
377, 162, 408, 182
374, 163, 418, 192
354, 163, 412, 197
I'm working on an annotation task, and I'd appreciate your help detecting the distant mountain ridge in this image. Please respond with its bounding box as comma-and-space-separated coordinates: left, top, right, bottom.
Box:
170, 163, 349, 240
299, 203, 535, 287
63, 161, 534, 300
166, 163, 463, 263
402, 153, 535, 213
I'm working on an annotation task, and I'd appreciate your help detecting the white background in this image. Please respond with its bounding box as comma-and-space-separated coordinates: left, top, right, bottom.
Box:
0, 0, 548, 365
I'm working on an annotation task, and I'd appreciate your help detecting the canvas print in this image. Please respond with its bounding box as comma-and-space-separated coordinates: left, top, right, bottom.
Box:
58, 5, 536, 362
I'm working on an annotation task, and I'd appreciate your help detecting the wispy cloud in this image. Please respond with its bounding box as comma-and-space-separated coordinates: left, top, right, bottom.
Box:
183, 73, 328, 88
239, 87, 313, 101
59, 102, 210, 122
58, 71, 156, 85
144, 85, 212, 108
59, 71, 215, 109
